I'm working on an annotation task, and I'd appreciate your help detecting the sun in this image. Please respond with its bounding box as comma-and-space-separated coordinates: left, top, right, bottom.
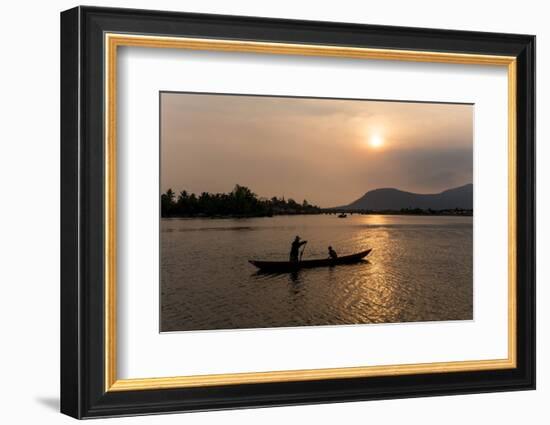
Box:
369, 135, 384, 149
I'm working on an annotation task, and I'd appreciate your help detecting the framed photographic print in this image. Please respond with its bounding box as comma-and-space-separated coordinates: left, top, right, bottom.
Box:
60, 6, 535, 419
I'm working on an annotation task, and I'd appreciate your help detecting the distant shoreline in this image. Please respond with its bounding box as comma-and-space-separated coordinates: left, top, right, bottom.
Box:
322, 208, 473, 217
161, 184, 473, 219
162, 209, 473, 219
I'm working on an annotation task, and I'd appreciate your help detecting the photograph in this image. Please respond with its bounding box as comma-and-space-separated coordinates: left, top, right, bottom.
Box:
160, 92, 474, 332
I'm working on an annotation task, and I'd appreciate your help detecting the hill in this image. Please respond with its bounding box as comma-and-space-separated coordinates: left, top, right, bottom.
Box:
340, 184, 473, 211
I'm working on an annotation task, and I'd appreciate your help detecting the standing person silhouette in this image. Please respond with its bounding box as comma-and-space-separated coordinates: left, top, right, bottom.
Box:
289, 236, 307, 262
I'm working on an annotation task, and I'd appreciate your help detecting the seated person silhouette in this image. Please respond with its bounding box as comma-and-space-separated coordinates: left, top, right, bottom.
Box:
328, 246, 338, 259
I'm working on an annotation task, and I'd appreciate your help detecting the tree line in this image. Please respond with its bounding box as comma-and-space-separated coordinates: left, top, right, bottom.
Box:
161, 185, 322, 218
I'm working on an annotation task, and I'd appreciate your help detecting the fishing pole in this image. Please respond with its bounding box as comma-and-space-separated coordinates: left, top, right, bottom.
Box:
299, 242, 307, 262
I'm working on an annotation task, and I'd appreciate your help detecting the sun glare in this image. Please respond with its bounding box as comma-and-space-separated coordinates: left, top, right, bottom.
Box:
369, 135, 384, 149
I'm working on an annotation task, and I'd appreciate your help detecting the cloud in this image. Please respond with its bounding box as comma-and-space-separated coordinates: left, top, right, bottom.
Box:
385, 146, 473, 191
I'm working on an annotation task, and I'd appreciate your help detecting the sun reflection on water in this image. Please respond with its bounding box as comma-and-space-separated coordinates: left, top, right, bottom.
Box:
161, 214, 473, 331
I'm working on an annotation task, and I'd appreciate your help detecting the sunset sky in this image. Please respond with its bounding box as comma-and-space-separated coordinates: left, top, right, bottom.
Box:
161, 92, 473, 208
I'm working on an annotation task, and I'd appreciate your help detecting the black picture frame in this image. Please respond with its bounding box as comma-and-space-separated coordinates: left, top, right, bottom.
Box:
61, 6, 535, 419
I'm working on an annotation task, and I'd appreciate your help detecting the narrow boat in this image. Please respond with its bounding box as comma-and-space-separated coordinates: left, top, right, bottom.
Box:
337, 213, 347, 218
249, 249, 372, 272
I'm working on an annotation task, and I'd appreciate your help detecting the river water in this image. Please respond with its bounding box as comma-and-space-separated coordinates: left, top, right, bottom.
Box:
160, 214, 472, 332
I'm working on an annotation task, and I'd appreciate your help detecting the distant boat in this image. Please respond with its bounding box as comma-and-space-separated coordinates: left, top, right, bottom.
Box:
338, 213, 347, 218
249, 249, 372, 272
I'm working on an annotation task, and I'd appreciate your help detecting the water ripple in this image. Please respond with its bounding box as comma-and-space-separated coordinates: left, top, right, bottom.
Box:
161, 215, 473, 331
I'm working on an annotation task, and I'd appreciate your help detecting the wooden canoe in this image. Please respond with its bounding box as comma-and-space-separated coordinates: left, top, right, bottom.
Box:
249, 249, 372, 272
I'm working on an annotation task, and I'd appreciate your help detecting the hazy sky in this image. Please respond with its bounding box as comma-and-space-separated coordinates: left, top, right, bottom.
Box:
161, 92, 473, 207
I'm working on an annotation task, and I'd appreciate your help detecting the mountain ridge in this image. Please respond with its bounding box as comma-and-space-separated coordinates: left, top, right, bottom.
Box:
338, 183, 473, 211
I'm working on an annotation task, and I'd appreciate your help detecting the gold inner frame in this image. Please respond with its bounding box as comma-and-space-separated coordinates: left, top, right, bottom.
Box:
104, 33, 517, 392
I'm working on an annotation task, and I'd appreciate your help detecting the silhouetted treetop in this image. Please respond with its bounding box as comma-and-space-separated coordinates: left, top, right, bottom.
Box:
161, 185, 321, 218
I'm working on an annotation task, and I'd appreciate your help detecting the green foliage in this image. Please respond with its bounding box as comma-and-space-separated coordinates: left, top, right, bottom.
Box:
160, 185, 321, 218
